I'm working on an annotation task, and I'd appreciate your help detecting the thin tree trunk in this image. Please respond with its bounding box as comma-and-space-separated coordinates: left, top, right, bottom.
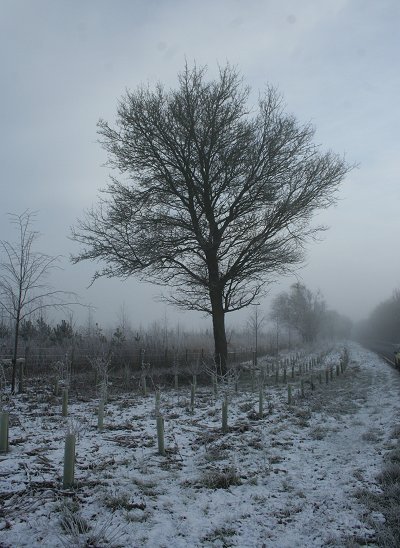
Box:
11, 315, 20, 393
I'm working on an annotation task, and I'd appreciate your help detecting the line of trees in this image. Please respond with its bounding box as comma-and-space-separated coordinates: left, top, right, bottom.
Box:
356, 290, 400, 343
0, 317, 74, 346
0, 312, 271, 378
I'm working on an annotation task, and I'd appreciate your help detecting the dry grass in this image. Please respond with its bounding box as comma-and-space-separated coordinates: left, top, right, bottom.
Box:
197, 465, 242, 489
356, 425, 400, 548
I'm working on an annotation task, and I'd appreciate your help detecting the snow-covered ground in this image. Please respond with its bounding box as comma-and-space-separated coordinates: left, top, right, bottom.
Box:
1, 342, 400, 547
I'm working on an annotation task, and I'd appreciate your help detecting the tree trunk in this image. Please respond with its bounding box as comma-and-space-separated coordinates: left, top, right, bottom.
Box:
210, 289, 228, 375
11, 315, 20, 393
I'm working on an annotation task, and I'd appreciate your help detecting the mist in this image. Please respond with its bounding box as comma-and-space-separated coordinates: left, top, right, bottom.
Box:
1, 0, 399, 332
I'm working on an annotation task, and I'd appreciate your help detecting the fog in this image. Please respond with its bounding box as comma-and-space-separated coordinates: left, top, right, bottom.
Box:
1, 0, 399, 330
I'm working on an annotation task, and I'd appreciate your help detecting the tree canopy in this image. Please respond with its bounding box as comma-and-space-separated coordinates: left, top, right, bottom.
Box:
71, 64, 352, 370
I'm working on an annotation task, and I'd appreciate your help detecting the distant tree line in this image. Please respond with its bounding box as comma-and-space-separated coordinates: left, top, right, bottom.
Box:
0, 283, 353, 367
356, 290, 400, 343
0, 312, 269, 380
0, 317, 75, 346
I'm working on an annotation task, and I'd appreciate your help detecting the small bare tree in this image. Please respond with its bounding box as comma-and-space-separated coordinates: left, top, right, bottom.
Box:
0, 211, 76, 392
88, 354, 111, 402
270, 292, 290, 353
247, 305, 266, 365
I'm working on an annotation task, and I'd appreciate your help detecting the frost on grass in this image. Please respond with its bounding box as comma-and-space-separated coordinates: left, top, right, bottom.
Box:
0, 342, 400, 547
58, 503, 123, 548
196, 465, 242, 489
355, 431, 400, 547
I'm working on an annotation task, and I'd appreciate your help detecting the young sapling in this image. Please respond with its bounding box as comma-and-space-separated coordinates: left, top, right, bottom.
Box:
98, 399, 104, 431
258, 385, 264, 418
190, 383, 195, 414
287, 384, 292, 405
62, 388, 68, 417
222, 395, 228, 433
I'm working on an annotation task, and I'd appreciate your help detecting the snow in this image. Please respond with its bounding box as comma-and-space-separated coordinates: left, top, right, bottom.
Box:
1, 342, 400, 547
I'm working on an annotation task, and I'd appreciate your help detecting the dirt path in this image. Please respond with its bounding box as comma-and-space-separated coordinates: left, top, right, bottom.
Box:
260, 345, 400, 547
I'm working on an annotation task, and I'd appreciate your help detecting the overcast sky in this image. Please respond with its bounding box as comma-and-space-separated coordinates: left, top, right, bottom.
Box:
0, 0, 399, 331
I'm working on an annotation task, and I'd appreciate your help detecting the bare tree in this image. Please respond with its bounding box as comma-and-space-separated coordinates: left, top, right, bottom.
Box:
0, 211, 76, 392
247, 306, 266, 365
71, 63, 352, 372
270, 292, 291, 352
270, 283, 326, 344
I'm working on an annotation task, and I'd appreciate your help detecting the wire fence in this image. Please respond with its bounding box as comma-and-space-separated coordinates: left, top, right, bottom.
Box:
1, 342, 272, 379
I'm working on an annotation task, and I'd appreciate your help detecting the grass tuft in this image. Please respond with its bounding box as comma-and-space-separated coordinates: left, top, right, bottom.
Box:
198, 465, 242, 489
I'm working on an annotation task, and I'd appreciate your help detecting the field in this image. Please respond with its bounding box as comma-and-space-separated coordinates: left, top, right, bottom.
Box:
1, 342, 400, 547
